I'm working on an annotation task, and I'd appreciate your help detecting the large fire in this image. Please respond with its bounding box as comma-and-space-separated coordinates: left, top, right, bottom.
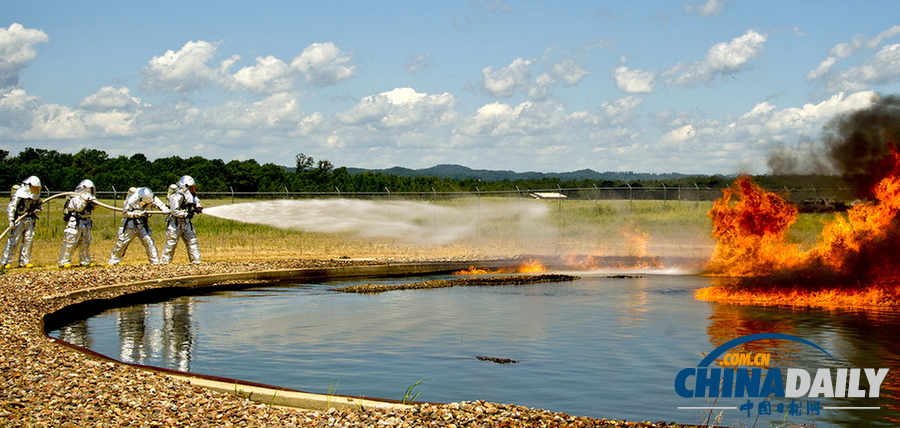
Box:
700, 150, 900, 307
705, 177, 800, 277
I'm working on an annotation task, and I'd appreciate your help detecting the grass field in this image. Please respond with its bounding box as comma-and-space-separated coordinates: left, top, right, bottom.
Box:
4, 195, 832, 269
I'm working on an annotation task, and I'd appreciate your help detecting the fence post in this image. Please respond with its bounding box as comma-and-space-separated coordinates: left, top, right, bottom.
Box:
285, 186, 289, 199
662, 183, 667, 210
229, 186, 234, 204
516, 185, 522, 210
43, 186, 50, 226
432, 187, 436, 205
695, 183, 700, 210
336, 186, 341, 197
111, 186, 118, 229
557, 184, 563, 216
627, 183, 633, 211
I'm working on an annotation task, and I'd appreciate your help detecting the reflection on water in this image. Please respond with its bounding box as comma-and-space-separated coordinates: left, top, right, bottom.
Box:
57, 319, 91, 349
49, 274, 898, 427
705, 303, 900, 427
67, 300, 195, 372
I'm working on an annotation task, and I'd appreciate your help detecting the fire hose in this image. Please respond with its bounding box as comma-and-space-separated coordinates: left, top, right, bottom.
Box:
0, 192, 169, 242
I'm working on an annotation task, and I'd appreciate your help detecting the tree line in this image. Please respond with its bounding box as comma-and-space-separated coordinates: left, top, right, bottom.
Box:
0, 147, 735, 195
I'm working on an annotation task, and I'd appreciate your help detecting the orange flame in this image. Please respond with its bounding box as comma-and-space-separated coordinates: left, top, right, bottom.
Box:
620, 222, 649, 258
705, 176, 800, 277
700, 148, 900, 307
452, 266, 490, 275
516, 259, 547, 273
452, 259, 547, 275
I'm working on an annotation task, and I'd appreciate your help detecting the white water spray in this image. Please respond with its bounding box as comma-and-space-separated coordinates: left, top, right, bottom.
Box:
204, 198, 550, 246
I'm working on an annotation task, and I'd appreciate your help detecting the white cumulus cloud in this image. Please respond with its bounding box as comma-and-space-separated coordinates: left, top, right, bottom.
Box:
648, 91, 876, 172
140, 40, 356, 94
337, 87, 458, 130
481, 58, 534, 97
290, 42, 356, 87
666, 29, 767, 87
0, 23, 49, 92
226, 55, 294, 94
612, 67, 656, 93
599, 96, 643, 125
481, 56, 591, 99
550, 58, 590, 87
79, 86, 142, 112
807, 25, 900, 81
140, 40, 226, 93
819, 43, 900, 92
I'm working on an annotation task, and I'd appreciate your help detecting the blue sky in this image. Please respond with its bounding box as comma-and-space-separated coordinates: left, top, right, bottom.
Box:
2, 1, 899, 174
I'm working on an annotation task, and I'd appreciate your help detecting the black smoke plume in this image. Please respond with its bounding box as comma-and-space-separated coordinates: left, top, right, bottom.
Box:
767, 94, 900, 198
824, 94, 900, 198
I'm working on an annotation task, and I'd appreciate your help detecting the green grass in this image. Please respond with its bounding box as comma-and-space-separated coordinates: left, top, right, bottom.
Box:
401, 376, 427, 404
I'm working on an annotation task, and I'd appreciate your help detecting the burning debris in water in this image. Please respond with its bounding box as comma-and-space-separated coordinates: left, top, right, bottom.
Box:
453, 259, 547, 275
451, 253, 671, 275
701, 96, 900, 307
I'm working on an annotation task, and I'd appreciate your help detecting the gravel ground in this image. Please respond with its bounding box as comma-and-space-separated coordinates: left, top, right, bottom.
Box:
1, 259, 704, 427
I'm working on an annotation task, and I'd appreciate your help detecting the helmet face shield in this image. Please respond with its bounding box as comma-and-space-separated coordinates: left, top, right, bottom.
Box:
23, 176, 41, 195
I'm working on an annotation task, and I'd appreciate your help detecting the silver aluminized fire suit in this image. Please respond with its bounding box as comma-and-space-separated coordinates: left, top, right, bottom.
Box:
2, 176, 42, 268
58, 179, 98, 267
108, 187, 169, 265
160, 176, 202, 264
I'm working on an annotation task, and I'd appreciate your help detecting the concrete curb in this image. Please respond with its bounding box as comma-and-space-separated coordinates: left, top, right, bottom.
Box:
171, 375, 413, 411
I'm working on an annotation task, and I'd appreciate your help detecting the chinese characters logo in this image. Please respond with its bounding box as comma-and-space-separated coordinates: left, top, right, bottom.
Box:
674, 333, 889, 420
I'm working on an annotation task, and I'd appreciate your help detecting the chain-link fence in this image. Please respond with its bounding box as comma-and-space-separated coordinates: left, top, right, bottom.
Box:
68, 185, 855, 205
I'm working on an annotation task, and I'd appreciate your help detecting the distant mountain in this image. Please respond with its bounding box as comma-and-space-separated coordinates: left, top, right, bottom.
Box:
343, 164, 696, 182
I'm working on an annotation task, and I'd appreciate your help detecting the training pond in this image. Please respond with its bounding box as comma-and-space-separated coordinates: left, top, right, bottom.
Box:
49, 272, 900, 427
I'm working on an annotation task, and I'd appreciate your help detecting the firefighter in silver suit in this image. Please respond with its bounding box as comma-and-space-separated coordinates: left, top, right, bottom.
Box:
58, 179, 98, 268
2, 176, 43, 268
108, 187, 169, 265
161, 176, 202, 264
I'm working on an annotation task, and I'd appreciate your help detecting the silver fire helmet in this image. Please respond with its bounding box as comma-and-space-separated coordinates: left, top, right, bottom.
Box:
76, 179, 95, 195
136, 188, 154, 205
22, 176, 41, 187
177, 175, 196, 195
22, 176, 41, 195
